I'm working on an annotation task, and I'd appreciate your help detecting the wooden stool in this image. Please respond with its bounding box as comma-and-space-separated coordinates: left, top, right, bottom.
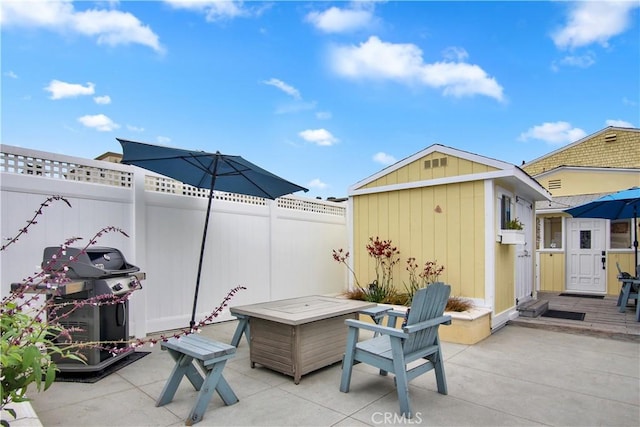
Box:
156, 335, 238, 425
229, 312, 250, 347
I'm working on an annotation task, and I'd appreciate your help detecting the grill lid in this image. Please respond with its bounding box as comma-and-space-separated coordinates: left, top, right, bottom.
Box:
42, 246, 139, 279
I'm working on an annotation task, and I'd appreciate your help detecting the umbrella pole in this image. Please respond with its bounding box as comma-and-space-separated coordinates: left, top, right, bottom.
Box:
190, 157, 219, 330
634, 208, 638, 270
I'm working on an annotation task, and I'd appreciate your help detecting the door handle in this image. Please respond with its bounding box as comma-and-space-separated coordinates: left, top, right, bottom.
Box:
601, 251, 606, 270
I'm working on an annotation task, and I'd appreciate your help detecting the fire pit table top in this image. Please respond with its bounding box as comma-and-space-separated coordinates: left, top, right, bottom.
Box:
230, 295, 375, 325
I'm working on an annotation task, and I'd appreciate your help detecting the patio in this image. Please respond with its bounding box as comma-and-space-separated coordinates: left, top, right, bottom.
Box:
20, 318, 640, 427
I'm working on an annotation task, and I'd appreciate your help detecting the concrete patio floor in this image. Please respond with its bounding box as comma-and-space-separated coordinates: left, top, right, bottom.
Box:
16, 320, 640, 427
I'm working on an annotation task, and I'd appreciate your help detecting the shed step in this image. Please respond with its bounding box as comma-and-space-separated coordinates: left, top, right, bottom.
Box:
517, 300, 549, 318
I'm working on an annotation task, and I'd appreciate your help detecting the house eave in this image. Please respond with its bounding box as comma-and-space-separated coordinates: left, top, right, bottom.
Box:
349, 167, 552, 202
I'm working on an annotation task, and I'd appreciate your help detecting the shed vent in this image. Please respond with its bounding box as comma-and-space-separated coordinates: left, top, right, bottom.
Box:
604, 133, 617, 142
548, 179, 561, 190
424, 157, 448, 169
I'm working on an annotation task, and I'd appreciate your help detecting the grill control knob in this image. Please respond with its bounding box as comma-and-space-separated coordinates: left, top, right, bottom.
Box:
112, 282, 123, 292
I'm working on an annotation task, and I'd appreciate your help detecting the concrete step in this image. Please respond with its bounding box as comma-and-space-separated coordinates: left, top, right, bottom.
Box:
517, 299, 549, 318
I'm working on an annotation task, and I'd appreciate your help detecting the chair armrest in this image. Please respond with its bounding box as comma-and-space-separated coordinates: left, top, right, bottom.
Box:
344, 318, 408, 338
403, 315, 452, 333
386, 310, 406, 328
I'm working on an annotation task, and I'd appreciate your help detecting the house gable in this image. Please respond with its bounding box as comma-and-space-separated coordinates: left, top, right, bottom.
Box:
522, 126, 640, 177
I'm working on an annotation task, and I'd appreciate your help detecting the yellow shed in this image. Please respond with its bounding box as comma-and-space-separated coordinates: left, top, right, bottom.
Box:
349, 144, 552, 331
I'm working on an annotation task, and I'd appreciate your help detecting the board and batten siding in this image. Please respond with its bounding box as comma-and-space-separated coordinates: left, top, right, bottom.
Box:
353, 179, 486, 300
538, 251, 566, 292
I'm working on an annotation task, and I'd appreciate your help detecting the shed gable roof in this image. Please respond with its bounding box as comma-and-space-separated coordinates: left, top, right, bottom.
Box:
351, 144, 513, 191
349, 144, 551, 202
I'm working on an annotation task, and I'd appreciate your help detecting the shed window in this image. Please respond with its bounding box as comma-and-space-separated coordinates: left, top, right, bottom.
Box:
500, 195, 512, 229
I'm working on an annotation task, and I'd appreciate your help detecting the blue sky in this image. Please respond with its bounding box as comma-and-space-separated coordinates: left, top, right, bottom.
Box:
2, 1, 639, 199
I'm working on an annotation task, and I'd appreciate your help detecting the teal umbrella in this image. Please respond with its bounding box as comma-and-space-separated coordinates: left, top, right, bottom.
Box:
565, 187, 640, 267
118, 138, 308, 329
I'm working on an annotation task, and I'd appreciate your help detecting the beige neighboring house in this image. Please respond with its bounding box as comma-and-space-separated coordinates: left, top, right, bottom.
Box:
521, 126, 640, 296
348, 144, 552, 333
95, 152, 123, 163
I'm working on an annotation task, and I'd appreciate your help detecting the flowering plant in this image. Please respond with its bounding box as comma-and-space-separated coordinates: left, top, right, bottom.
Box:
365, 237, 401, 302
332, 237, 402, 303
0, 196, 244, 424
332, 248, 361, 289
404, 258, 445, 303
333, 237, 472, 311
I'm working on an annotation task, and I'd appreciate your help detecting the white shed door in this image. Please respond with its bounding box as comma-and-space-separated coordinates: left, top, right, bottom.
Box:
566, 218, 607, 293
515, 198, 533, 305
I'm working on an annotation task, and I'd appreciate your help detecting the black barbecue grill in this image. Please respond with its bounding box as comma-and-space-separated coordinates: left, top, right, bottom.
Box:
14, 246, 145, 373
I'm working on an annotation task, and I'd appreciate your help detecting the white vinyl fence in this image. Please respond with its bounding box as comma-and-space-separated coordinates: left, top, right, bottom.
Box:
0, 144, 349, 336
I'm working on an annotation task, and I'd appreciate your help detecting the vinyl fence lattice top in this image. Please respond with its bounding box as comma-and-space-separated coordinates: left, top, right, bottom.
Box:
1, 146, 346, 217
0, 151, 132, 187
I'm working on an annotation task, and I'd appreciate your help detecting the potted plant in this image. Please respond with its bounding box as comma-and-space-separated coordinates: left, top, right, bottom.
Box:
501, 218, 525, 244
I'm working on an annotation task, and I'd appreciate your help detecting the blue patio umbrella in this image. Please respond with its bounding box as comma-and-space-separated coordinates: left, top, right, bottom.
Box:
118, 138, 308, 329
565, 187, 640, 267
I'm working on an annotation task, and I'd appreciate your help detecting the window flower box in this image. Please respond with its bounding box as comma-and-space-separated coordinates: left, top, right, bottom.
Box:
500, 229, 525, 245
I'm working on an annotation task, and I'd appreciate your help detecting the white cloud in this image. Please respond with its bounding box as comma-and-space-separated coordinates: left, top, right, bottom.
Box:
77, 114, 120, 132
4, 70, 18, 79
559, 52, 596, 68
442, 46, 469, 62
552, 1, 639, 49
308, 178, 328, 190
275, 101, 316, 115
299, 129, 339, 146
373, 152, 397, 165
305, 5, 374, 33
622, 97, 638, 107
163, 0, 267, 22
316, 111, 332, 120
127, 124, 145, 132
263, 78, 301, 100
157, 136, 171, 144
45, 80, 95, 100
605, 119, 634, 128
94, 95, 111, 105
518, 122, 587, 145
330, 36, 504, 101
0, 1, 164, 53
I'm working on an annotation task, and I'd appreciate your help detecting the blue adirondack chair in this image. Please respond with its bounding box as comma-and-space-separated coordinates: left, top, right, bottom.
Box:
616, 262, 639, 314
339, 282, 452, 419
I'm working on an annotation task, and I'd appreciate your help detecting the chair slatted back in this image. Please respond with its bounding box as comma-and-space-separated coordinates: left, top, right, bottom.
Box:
403, 282, 450, 354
